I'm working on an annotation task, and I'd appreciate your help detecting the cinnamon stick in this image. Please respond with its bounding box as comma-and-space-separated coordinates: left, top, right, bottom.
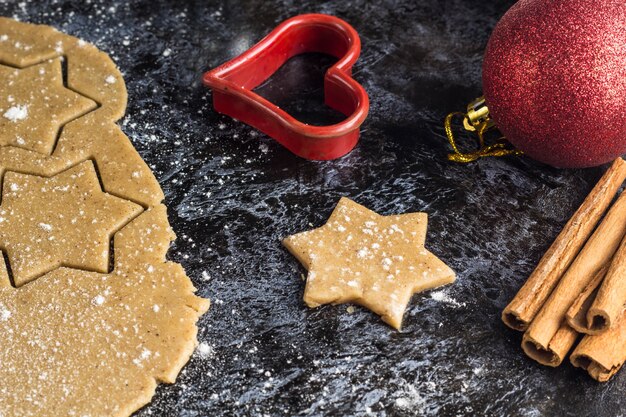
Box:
522, 322, 578, 367
571, 310, 626, 382
502, 158, 626, 331
522, 189, 626, 366
586, 235, 626, 334
565, 266, 607, 333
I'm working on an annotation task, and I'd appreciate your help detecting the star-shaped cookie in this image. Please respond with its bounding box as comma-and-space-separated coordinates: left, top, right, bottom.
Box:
283, 197, 456, 329
0, 161, 142, 286
0, 59, 96, 154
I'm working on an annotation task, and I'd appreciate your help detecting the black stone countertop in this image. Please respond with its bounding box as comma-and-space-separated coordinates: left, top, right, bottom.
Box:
2, 1, 623, 416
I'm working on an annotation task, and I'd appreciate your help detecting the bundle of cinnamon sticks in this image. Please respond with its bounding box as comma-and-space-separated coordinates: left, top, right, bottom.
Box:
503, 158, 626, 382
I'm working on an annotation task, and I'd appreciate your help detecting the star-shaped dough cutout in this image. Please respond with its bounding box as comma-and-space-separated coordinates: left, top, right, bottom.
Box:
0, 59, 97, 154
0, 161, 142, 286
283, 197, 456, 329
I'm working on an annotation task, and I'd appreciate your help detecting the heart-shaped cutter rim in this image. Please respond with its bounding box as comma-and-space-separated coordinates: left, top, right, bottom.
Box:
202, 13, 370, 160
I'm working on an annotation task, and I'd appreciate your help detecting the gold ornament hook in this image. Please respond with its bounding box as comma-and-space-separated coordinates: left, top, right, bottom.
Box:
444, 97, 523, 163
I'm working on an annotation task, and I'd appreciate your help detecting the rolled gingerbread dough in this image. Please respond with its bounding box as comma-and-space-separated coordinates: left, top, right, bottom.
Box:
0, 17, 209, 417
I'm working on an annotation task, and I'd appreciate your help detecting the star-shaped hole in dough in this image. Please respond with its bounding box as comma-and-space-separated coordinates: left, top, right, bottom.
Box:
0, 161, 142, 287
283, 197, 456, 329
0, 58, 97, 154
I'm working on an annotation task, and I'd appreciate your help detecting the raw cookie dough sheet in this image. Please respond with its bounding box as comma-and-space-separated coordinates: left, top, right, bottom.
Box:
0, 18, 209, 417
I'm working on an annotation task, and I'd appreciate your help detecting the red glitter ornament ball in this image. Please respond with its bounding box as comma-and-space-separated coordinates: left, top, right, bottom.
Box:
482, 0, 626, 168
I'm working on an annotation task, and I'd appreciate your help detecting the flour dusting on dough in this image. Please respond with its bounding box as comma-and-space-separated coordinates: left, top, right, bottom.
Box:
0, 303, 11, 321
3, 104, 28, 121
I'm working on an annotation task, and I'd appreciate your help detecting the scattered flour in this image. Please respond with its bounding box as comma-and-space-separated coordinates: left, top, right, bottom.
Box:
91, 295, 105, 306
395, 384, 426, 413
196, 342, 214, 359
38, 222, 53, 232
140, 348, 152, 360
3, 105, 28, 122
430, 290, 466, 308
0, 303, 11, 321
133, 348, 153, 366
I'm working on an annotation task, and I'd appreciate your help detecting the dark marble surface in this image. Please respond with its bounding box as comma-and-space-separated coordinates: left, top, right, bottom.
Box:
1, 0, 622, 416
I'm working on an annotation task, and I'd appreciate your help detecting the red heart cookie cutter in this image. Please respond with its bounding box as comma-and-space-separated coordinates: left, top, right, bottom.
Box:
202, 14, 370, 160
